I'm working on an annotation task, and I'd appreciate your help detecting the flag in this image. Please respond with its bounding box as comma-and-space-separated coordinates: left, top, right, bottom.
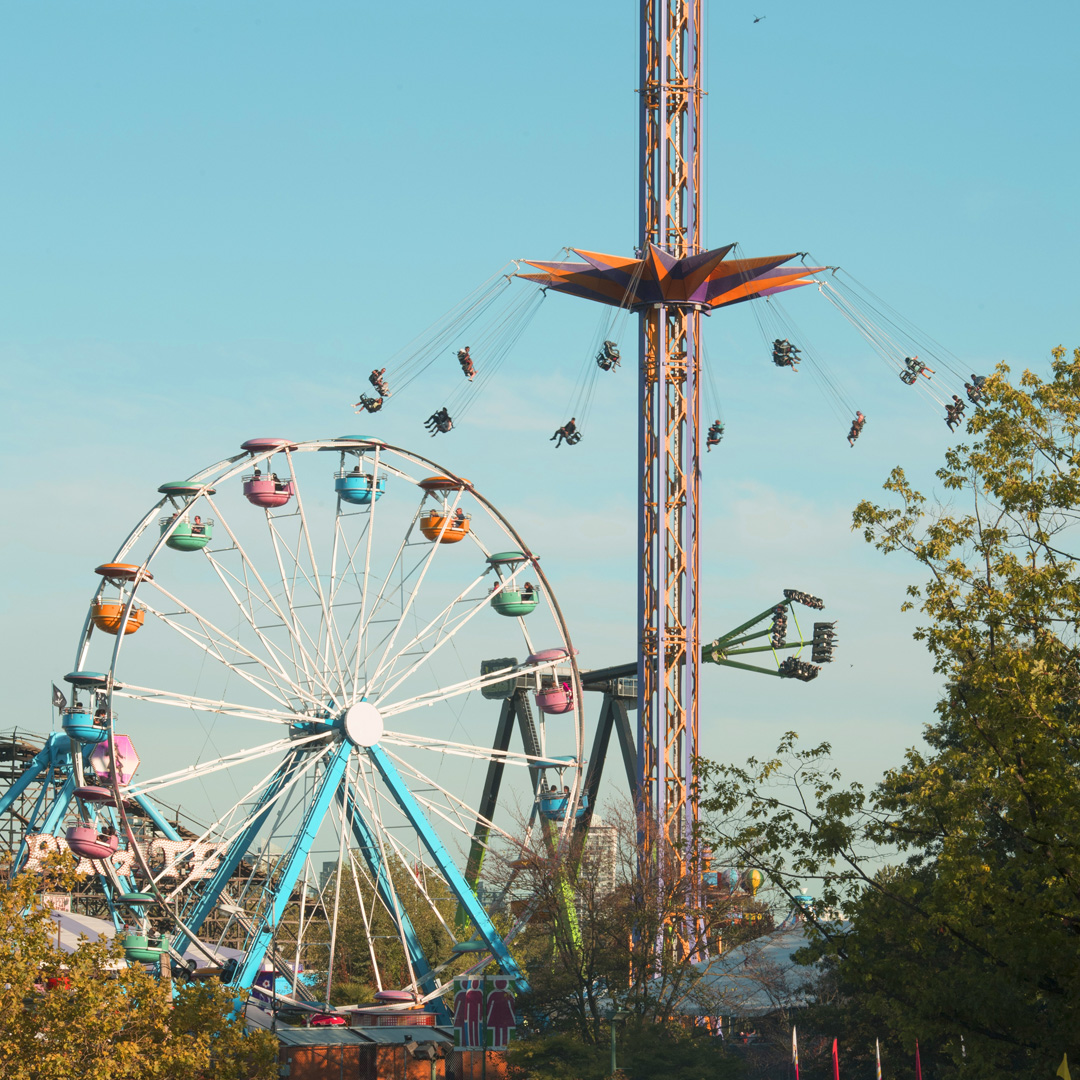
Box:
51, 684, 66, 710
832, 1037, 840, 1080
1058, 1053, 1072, 1080
792, 1026, 799, 1080
876, 1038, 882, 1080
915, 1040, 923, 1080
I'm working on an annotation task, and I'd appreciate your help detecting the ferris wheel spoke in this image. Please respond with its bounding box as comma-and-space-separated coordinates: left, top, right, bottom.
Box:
367, 568, 492, 703
364, 489, 465, 692
122, 731, 326, 800
283, 451, 350, 698
379, 660, 536, 719
264, 516, 346, 702
326, 506, 371, 612
113, 684, 299, 726
325, 511, 375, 696
138, 585, 324, 713
352, 505, 424, 690
351, 446, 383, 698
381, 730, 560, 771
201, 549, 333, 706
203, 492, 336, 700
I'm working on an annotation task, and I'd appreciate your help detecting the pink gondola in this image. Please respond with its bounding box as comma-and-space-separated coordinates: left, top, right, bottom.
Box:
242, 477, 295, 508
535, 682, 574, 715
65, 823, 119, 860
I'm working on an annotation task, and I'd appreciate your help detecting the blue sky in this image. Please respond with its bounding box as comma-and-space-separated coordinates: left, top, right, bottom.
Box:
2, 0, 1078, 810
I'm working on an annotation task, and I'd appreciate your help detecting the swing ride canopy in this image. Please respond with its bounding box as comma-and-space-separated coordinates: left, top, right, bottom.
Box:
519, 242, 824, 312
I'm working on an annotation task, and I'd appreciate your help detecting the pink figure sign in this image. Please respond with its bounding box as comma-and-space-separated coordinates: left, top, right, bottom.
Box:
485, 978, 516, 1051
88, 735, 140, 786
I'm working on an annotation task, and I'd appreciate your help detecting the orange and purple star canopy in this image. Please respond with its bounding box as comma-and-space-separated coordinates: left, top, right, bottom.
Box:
519, 243, 822, 311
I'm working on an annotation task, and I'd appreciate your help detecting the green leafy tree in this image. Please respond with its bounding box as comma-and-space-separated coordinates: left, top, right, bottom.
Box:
700, 350, 1080, 1077
0, 855, 277, 1079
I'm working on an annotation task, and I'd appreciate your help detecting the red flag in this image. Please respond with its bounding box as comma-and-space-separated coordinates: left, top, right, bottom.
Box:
916, 1039, 923, 1080
832, 1037, 840, 1080
792, 1026, 800, 1080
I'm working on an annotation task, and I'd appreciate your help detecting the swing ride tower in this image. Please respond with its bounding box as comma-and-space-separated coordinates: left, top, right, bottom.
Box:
521, 0, 821, 951
636, 0, 704, 919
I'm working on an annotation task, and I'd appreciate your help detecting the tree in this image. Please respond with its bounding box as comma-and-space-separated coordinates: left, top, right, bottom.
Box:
502, 805, 751, 1080
0, 854, 277, 1079
700, 350, 1080, 1078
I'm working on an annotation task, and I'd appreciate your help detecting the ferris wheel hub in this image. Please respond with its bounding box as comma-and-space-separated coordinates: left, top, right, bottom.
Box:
342, 701, 384, 747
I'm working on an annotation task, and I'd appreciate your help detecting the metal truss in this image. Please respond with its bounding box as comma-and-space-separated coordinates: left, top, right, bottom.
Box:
638, 0, 704, 948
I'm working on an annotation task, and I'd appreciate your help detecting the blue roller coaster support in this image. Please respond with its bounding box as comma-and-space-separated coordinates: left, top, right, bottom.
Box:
366, 742, 530, 994
230, 744, 351, 992
39, 773, 77, 839
0, 732, 71, 820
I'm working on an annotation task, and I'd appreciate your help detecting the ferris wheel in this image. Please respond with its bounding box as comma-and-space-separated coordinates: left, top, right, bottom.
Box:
43, 436, 584, 1011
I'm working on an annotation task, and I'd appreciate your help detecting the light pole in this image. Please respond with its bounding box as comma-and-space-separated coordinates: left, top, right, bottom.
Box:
609, 1009, 630, 1077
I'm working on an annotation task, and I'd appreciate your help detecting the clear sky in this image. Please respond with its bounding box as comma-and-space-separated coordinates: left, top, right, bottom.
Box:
2, 0, 1078, 812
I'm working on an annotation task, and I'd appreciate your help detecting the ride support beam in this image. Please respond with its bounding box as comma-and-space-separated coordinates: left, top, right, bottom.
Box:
366, 742, 530, 994
582, 694, 637, 818
456, 696, 516, 932
230, 743, 352, 993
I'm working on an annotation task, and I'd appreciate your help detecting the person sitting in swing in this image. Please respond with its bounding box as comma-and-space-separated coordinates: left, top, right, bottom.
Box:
706, 421, 724, 451
945, 395, 966, 431
904, 355, 935, 378
369, 368, 390, 397
457, 347, 476, 380
847, 411, 866, 446
551, 417, 578, 448
964, 381, 985, 405
597, 341, 621, 370
424, 407, 453, 435
772, 339, 800, 369
354, 394, 384, 414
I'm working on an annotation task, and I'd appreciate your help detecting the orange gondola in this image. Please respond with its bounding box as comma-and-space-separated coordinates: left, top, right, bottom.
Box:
91, 600, 146, 635
419, 511, 471, 544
